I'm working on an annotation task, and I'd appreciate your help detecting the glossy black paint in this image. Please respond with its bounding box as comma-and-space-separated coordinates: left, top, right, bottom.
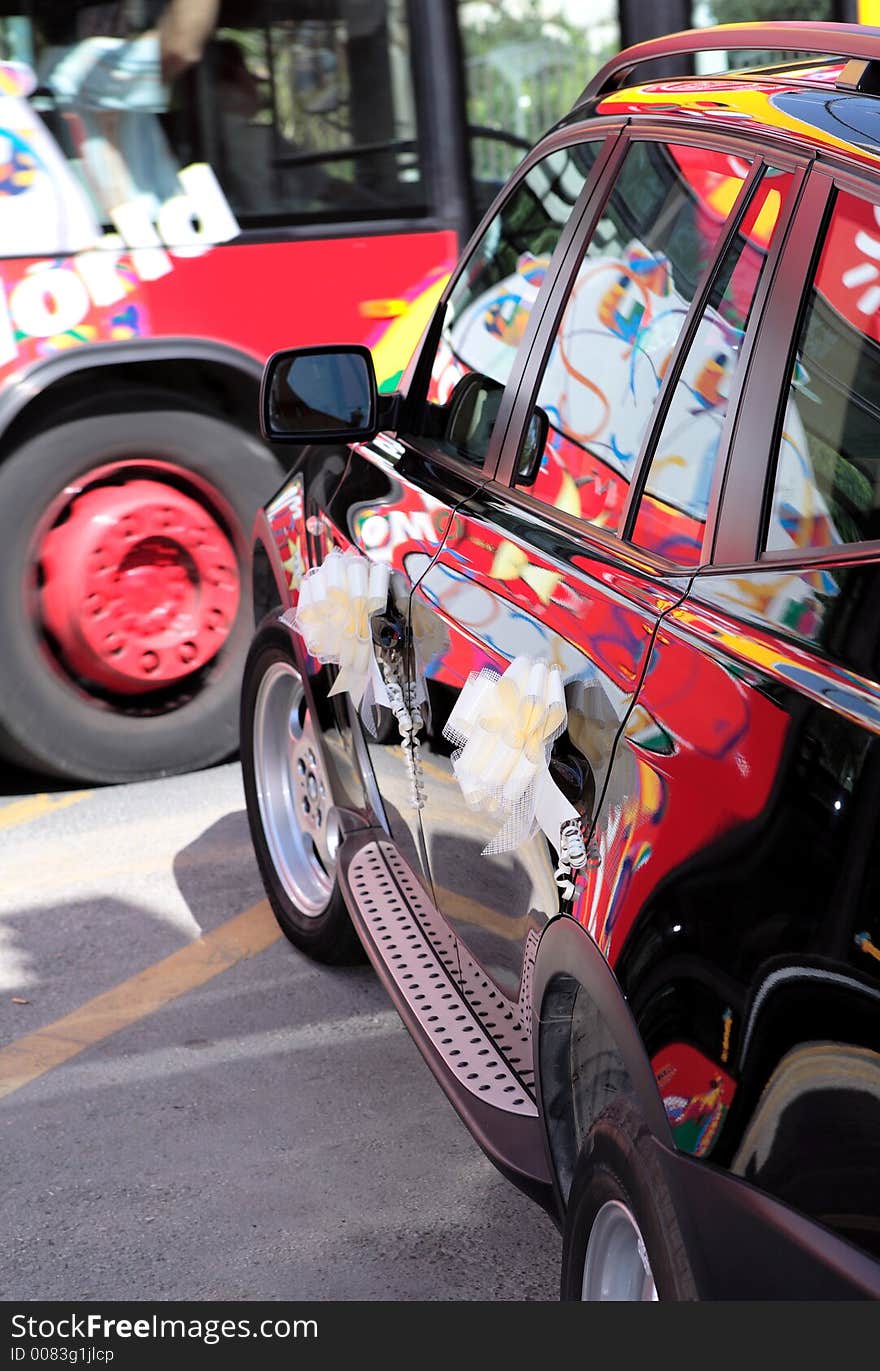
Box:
610, 567, 880, 1261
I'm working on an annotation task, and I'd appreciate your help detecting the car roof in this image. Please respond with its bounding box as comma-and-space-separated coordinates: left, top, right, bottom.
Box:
553, 24, 880, 172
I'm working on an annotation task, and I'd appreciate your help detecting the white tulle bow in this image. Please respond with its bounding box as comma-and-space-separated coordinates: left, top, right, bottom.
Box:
443, 656, 581, 857
286, 549, 390, 710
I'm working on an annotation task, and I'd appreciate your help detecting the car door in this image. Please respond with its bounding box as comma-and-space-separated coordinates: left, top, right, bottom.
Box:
329, 131, 619, 935
405, 135, 805, 1063
605, 165, 880, 1257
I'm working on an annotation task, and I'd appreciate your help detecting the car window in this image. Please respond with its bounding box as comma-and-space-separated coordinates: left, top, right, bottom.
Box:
765, 187, 880, 555
519, 140, 757, 535
630, 165, 793, 567
420, 140, 598, 466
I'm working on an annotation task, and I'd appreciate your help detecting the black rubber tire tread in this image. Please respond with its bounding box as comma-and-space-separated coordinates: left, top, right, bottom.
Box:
240, 626, 364, 966
560, 1096, 698, 1301
0, 405, 281, 783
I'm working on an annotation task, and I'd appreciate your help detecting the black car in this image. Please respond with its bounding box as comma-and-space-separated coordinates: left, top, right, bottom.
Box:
241, 23, 880, 1299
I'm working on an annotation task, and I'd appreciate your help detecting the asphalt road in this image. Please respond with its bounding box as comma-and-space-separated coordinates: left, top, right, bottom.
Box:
0, 762, 560, 1302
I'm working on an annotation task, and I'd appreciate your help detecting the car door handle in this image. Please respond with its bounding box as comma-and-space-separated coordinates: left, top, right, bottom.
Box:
549, 740, 595, 817
371, 608, 407, 651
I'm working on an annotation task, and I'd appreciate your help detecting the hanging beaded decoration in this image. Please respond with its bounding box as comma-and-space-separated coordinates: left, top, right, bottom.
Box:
376, 645, 426, 812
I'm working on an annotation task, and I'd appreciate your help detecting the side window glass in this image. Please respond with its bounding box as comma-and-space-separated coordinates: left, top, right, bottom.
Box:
424, 141, 597, 465
522, 141, 755, 534
631, 166, 793, 566
765, 187, 880, 554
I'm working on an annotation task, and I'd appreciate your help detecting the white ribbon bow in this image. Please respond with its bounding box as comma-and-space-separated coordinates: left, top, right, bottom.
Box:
285, 549, 390, 712
443, 656, 582, 859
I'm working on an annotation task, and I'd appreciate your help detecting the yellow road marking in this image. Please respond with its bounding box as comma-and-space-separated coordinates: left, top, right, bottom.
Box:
0, 790, 92, 832
0, 900, 280, 1100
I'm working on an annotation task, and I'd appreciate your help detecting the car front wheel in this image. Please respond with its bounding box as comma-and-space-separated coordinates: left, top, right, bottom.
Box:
240, 626, 363, 965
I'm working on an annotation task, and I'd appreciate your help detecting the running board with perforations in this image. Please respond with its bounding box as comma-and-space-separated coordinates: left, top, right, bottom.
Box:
336, 830, 554, 1204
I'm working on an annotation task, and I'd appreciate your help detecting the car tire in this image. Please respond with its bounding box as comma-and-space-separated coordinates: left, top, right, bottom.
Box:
560, 1097, 698, 1301
0, 406, 281, 783
240, 626, 364, 965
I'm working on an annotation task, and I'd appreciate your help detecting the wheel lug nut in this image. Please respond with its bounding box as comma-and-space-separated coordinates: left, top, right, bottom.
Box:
296, 758, 306, 776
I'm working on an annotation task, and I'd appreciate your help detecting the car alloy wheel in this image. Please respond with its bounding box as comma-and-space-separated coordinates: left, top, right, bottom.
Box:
252, 658, 336, 917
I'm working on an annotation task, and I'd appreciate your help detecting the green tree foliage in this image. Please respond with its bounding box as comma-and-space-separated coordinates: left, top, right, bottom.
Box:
701, 0, 835, 66
459, 0, 618, 186
707, 0, 834, 19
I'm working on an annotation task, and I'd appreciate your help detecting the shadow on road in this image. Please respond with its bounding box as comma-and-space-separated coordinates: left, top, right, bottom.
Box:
172, 808, 267, 935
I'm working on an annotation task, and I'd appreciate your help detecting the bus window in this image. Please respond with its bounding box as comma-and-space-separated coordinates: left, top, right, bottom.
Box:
13, 0, 423, 242
198, 1, 423, 224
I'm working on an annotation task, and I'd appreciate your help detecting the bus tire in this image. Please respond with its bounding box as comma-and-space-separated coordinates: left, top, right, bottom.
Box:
0, 406, 281, 784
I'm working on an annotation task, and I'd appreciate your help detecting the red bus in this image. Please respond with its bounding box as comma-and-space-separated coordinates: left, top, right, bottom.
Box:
0, 0, 619, 783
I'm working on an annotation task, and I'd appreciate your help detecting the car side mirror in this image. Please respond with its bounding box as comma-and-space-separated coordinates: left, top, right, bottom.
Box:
514, 406, 550, 486
444, 372, 504, 465
260, 345, 379, 443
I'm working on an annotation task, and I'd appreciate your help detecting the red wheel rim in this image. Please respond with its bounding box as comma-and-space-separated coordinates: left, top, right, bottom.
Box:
38, 468, 241, 695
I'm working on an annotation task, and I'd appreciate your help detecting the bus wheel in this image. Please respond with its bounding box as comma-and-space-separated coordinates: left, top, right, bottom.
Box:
0, 407, 280, 783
